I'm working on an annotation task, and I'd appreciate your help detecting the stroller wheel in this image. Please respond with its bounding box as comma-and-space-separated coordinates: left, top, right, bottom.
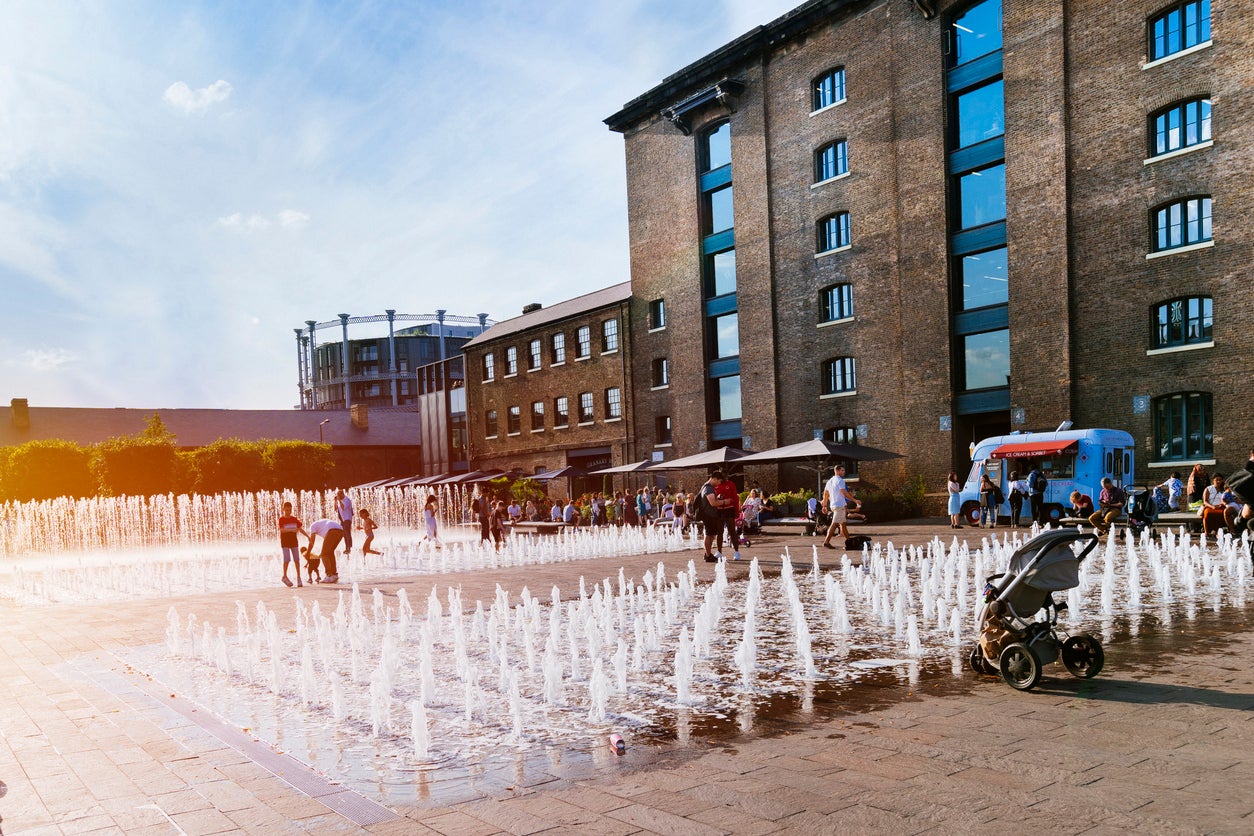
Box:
1061, 635, 1105, 679
968, 643, 995, 676
998, 642, 1042, 691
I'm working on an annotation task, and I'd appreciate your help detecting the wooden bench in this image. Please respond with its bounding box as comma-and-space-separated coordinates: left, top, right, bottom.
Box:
1059, 512, 1200, 533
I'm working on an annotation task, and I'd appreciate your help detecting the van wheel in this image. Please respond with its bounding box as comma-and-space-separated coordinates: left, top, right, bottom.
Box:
961, 502, 982, 526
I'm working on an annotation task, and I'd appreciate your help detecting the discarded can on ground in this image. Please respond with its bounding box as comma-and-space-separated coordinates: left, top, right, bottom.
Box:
609, 734, 625, 755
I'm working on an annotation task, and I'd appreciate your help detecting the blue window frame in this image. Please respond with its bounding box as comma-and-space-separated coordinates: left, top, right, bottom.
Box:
1151, 98, 1211, 156
712, 313, 739, 359
820, 283, 854, 322
955, 80, 1004, 149
702, 121, 731, 172
822, 357, 857, 395
1153, 296, 1212, 349
1153, 196, 1212, 252
714, 375, 742, 421
956, 163, 1006, 230
705, 185, 734, 235
958, 247, 1008, 310
812, 67, 846, 111
815, 140, 848, 182
1150, 1, 1211, 61
1154, 392, 1212, 460
818, 212, 851, 253
706, 248, 736, 297
962, 329, 1009, 391
951, 0, 1003, 67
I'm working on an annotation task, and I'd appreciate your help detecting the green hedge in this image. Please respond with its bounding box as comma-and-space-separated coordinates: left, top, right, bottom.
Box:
0, 412, 335, 500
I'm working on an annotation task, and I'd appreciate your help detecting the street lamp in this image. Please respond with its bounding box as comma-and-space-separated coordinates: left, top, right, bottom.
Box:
319, 418, 331, 444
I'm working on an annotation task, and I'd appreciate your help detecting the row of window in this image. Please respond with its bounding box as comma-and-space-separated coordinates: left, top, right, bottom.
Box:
484, 388, 623, 438
481, 320, 618, 381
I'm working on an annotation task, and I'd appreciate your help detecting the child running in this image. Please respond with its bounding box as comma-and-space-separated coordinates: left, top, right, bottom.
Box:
359, 508, 382, 555
277, 501, 306, 588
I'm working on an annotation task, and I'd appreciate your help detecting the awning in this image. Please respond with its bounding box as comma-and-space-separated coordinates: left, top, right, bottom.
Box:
990, 440, 1078, 459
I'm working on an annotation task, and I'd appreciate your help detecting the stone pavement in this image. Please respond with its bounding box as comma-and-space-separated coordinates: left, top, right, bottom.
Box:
2, 520, 1254, 834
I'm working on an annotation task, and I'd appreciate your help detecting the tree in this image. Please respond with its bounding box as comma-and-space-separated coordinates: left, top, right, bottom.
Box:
265, 441, 334, 490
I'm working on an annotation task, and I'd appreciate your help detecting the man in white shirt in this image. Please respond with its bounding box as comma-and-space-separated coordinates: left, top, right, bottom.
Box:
335, 489, 354, 555
821, 463, 861, 549
305, 518, 343, 583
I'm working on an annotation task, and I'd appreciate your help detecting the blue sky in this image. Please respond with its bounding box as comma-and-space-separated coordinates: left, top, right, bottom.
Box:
2, 0, 799, 409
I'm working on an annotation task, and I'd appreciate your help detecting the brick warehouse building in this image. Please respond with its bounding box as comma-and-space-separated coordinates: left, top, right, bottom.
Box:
602, 0, 1252, 498
462, 284, 634, 496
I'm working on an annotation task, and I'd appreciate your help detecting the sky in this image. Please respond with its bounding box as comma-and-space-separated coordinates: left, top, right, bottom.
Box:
1, 0, 802, 410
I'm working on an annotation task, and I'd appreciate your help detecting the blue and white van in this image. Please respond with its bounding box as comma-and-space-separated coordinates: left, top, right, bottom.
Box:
958, 428, 1135, 525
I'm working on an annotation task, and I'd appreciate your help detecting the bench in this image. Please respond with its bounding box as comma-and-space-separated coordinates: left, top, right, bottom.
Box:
1059, 512, 1200, 533
508, 521, 569, 536
760, 515, 865, 536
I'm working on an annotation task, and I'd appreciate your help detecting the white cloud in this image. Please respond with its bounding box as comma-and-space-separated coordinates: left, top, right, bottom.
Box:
215, 209, 309, 232
13, 347, 78, 371
277, 209, 309, 229
163, 79, 233, 114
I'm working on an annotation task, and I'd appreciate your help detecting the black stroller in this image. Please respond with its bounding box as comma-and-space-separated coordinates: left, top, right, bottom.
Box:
969, 529, 1105, 691
1125, 488, 1159, 539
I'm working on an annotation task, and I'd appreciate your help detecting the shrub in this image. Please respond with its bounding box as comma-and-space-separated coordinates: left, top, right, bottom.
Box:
265, 441, 333, 490
188, 439, 270, 494
1, 439, 96, 501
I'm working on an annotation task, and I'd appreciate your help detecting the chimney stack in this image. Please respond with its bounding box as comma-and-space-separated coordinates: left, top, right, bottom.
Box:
11, 398, 30, 430
350, 403, 369, 430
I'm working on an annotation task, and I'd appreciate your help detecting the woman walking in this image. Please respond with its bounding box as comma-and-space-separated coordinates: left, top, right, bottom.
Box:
423, 494, 440, 544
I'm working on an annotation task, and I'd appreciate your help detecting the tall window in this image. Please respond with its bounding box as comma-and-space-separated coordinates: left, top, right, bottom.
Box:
818, 212, 851, 253
576, 326, 591, 358
482, 352, 495, 381
605, 387, 622, 419
812, 67, 846, 111
706, 249, 736, 297
954, 80, 1004, 149
652, 357, 670, 387
705, 185, 734, 235
1151, 98, 1211, 156
956, 163, 1006, 229
820, 283, 854, 322
963, 329, 1010, 390
554, 396, 569, 427
958, 247, 1009, 310
1154, 392, 1212, 461
505, 346, 518, 376
713, 313, 739, 358
1149, 1, 1211, 61
578, 392, 594, 423
551, 333, 566, 364
1152, 296, 1212, 349
822, 357, 857, 395
714, 376, 742, 421
702, 121, 731, 171
824, 426, 859, 478
602, 319, 619, 352
528, 339, 541, 370
507, 405, 521, 434
485, 409, 498, 438
656, 415, 673, 445
815, 140, 848, 182
531, 400, 544, 430
649, 298, 666, 330
1152, 196, 1212, 252
952, 0, 1003, 66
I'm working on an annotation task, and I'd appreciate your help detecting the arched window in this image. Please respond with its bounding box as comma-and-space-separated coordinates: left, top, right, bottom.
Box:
1150, 97, 1211, 157
812, 67, 846, 111
815, 139, 849, 182
820, 283, 854, 323
822, 357, 857, 395
1149, 1, 1211, 62
818, 212, 851, 253
1151, 296, 1212, 349
1154, 392, 1212, 461
1151, 196, 1211, 252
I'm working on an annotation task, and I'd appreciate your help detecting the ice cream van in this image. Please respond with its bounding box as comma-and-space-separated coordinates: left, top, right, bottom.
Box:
957, 428, 1135, 526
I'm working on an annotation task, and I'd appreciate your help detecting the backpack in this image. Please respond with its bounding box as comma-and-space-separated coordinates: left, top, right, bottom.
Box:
992, 484, 1005, 505
1032, 472, 1047, 493
845, 534, 872, 550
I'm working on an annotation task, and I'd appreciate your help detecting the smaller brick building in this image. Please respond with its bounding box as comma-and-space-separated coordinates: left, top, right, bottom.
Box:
462, 284, 634, 497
